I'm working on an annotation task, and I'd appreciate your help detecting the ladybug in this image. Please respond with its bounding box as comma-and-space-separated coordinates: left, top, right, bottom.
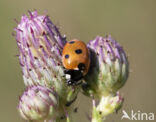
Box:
62, 39, 90, 85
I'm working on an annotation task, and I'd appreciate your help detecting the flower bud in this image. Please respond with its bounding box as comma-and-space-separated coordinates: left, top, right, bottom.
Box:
96, 93, 123, 116
18, 85, 58, 121
91, 93, 123, 121
15, 11, 66, 88
83, 35, 129, 97
15, 11, 80, 108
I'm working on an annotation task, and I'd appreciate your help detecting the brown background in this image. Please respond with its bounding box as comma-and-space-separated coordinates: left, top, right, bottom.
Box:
0, 0, 155, 122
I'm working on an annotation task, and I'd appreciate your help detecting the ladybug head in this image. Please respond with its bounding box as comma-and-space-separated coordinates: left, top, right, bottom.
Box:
64, 68, 83, 86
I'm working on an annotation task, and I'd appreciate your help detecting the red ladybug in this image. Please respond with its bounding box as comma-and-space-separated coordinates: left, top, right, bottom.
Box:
62, 39, 90, 85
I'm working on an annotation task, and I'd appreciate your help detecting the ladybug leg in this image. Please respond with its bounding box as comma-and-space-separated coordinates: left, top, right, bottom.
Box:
74, 80, 82, 86
76, 74, 84, 85
81, 82, 90, 91
65, 96, 77, 107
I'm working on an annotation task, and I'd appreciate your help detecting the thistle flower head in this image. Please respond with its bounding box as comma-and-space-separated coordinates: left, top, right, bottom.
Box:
84, 35, 129, 97
18, 85, 58, 121
92, 93, 124, 121
96, 93, 123, 116
15, 11, 66, 88
15, 11, 80, 117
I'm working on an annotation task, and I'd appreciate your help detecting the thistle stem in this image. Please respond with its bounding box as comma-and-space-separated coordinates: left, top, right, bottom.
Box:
91, 100, 103, 122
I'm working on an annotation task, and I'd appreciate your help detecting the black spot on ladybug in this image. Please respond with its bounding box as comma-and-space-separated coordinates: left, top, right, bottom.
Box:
75, 49, 82, 54
69, 41, 75, 44
78, 63, 85, 70
65, 54, 69, 59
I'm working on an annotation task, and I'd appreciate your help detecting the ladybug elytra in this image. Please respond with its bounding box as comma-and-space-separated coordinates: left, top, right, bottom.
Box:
62, 40, 90, 85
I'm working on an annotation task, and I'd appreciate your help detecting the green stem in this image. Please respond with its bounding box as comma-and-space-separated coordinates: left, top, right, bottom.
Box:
66, 116, 70, 122
91, 100, 103, 122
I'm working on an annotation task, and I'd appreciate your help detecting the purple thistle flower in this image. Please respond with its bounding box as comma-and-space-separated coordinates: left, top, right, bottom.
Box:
84, 35, 129, 97
15, 11, 66, 87
15, 11, 80, 120
18, 85, 58, 121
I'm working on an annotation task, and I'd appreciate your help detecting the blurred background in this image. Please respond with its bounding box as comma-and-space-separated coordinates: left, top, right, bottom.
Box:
0, 0, 155, 122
